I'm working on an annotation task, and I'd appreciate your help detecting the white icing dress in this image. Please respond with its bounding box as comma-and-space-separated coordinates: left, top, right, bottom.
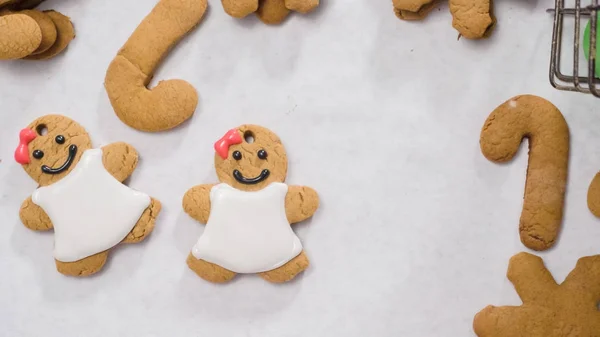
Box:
32, 149, 151, 263
192, 182, 303, 274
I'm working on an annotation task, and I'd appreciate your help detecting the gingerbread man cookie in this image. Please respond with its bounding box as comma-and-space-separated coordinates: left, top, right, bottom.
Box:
15, 115, 161, 276
222, 0, 319, 25
183, 125, 319, 283
474, 252, 600, 336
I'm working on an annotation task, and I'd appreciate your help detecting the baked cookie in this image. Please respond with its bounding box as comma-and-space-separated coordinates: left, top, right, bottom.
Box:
587, 172, 600, 218
183, 125, 319, 283
221, 0, 319, 25
104, 0, 208, 132
14, 115, 161, 276
474, 252, 600, 336
392, 0, 495, 39
0, 0, 75, 60
480, 95, 569, 251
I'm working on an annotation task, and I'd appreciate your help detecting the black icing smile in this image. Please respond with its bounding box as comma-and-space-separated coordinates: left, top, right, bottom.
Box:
41, 145, 77, 175
233, 169, 270, 185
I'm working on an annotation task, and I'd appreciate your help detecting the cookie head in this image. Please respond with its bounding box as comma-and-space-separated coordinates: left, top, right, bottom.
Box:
15, 115, 92, 186
214, 125, 288, 191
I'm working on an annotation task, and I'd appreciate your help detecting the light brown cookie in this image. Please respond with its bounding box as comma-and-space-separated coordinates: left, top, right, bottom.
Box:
104, 0, 207, 132
480, 95, 569, 251
15, 115, 161, 277
183, 125, 319, 283
256, 0, 290, 25
588, 172, 600, 217
221, 0, 258, 18
21, 10, 57, 55
449, 0, 494, 39
285, 0, 318, 14
24, 10, 74, 60
393, 0, 436, 19
473, 252, 600, 336
0, 13, 41, 59
393, 1, 437, 21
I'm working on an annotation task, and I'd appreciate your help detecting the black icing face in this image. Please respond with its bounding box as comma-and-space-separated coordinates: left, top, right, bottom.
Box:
214, 125, 288, 192
21, 115, 93, 187
31, 134, 79, 175
232, 149, 270, 185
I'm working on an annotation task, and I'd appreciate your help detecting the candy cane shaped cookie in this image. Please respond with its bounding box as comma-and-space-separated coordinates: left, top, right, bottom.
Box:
104, 0, 208, 132
480, 95, 569, 251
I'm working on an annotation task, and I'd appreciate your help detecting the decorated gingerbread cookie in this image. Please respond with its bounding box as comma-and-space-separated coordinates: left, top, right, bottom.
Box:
15, 115, 161, 276
182, 125, 319, 283
474, 252, 600, 336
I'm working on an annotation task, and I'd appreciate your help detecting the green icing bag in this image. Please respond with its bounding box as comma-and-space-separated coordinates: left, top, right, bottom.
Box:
583, 14, 600, 77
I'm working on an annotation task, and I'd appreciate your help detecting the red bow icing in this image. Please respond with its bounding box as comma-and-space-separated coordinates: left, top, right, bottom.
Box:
15, 128, 37, 164
214, 129, 242, 159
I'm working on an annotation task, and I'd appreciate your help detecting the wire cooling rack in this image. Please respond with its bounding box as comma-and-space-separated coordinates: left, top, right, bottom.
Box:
549, 0, 600, 97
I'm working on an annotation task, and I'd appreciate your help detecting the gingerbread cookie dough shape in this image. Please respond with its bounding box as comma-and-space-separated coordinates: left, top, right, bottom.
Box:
222, 0, 319, 25
480, 95, 569, 251
182, 125, 319, 283
473, 252, 600, 336
104, 0, 208, 132
392, 0, 495, 39
14, 115, 161, 276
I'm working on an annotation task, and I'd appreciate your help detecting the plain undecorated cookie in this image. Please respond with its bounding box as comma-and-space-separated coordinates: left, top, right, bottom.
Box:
473, 252, 600, 336
449, 0, 494, 38
480, 95, 569, 251
256, 0, 290, 24
0, 13, 41, 59
24, 10, 74, 60
221, 0, 258, 18
104, 0, 207, 132
21, 9, 57, 55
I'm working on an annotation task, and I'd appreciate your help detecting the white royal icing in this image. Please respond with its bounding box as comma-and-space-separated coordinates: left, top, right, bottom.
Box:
192, 182, 303, 274
32, 149, 151, 262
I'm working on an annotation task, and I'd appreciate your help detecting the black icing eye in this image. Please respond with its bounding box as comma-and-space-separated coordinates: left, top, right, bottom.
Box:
232, 151, 242, 160
257, 149, 268, 160
55, 135, 65, 144
32, 150, 44, 159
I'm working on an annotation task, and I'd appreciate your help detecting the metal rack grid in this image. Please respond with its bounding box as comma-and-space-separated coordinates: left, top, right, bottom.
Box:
549, 0, 600, 97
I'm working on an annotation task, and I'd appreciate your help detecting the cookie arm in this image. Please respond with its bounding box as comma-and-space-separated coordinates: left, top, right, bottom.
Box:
285, 185, 319, 224
101, 142, 139, 182
562, 255, 600, 302
506, 253, 558, 305
19, 196, 53, 230
183, 184, 215, 224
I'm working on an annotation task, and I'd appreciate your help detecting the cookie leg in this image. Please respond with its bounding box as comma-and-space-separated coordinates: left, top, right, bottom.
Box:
222, 0, 258, 18
256, 0, 290, 24
186, 253, 236, 283
55, 251, 109, 277
259, 250, 309, 283
284, 0, 318, 13
122, 198, 161, 244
